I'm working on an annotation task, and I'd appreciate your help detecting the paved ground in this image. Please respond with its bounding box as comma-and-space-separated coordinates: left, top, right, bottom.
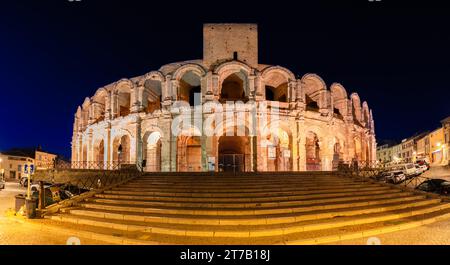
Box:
0, 182, 26, 214
422, 166, 450, 181
333, 218, 450, 245
1, 174, 450, 245
0, 181, 104, 245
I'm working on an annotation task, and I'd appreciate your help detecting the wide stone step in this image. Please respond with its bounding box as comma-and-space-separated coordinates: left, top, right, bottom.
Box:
44, 207, 450, 245
50, 202, 450, 238
68, 198, 441, 226
119, 182, 366, 192
99, 188, 399, 203
126, 179, 357, 188
81, 194, 427, 216
107, 186, 388, 198
90, 191, 412, 209
111, 184, 386, 195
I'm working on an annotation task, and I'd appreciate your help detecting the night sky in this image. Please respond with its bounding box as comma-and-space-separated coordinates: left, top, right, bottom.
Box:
1, 0, 449, 158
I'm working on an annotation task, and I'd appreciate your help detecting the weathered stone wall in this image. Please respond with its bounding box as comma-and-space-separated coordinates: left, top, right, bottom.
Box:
203, 23, 258, 68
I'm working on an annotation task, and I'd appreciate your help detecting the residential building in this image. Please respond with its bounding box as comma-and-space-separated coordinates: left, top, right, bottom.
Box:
0, 153, 34, 180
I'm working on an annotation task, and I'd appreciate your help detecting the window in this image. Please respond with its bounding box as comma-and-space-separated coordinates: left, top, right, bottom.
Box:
233, 51, 238, 60
18, 165, 22, 172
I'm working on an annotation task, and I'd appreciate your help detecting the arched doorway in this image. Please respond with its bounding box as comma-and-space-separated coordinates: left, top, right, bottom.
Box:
218, 136, 249, 172
177, 136, 203, 172
143, 132, 162, 172
306, 132, 321, 171
266, 128, 292, 171
332, 138, 344, 171
112, 135, 130, 165
94, 139, 105, 169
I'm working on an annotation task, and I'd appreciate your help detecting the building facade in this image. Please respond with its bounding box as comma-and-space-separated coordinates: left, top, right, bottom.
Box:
0, 153, 34, 180
376, 144, 393, 164
441, 117, 450, 166
71, 24, 377, 172
429, 128, 446, 165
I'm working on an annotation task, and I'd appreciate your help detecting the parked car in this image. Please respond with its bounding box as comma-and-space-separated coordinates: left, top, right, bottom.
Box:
386, 170, 407, 184
416, 160, 430, 171
415, 164, 426, 175
388, 163, 417, 178
416, 179, 450, 195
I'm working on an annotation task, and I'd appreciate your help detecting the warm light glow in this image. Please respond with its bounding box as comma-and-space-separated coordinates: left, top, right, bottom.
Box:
437, 142, 442, 147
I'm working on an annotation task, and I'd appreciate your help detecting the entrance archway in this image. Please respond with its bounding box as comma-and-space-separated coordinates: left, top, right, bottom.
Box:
112, 135, 130, 165
306, 132, 321, 171
177, 136, 203, 172
94, 139, 104, 169
218, 136, 249, 172
143, 131, 162, 172
265, 128, 292, 171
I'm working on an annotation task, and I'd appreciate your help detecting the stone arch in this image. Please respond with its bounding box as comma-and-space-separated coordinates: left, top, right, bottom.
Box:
261, 66, 295, 103
330, 83, 348, 119
262, 121, 294, 172
91, 88, 108, 123
172, 63, 206, 82
112, 131, 132, 164
305, 131, 322, 171
176, 69, 203, 106
93, 137, 105, 168
140, 72, 164, 114
354, 135, 363, 162
114, 79, 134, 118
142, 131, 162, 172
351, 93, 363, 125
215, 61, 252, 102
301, 74, 328, 113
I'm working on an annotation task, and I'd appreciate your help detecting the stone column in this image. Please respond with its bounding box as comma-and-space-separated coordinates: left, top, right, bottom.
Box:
248, 74, 256, 101
105, 92, 112, 121
104, 127, 111, 170
297, 120, 307, 171
131, 85, 145, 113
111, 91, 119, 119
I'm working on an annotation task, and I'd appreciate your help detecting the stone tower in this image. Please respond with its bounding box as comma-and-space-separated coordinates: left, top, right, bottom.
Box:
203, 23, 258, 68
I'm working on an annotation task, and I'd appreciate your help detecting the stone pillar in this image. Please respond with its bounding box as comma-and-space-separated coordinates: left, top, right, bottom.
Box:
111, 91, 119, 119
160, 117, 173, 172
254, 73, 264, 102
131, 86, 145, 113
297, 120, 307, 171
248, 74, 256, 101
291, 119, 299, 171
104, 127, 111, 170
105, 92, 112, 121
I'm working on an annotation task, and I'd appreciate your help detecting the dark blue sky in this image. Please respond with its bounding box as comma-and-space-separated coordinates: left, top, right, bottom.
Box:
1, 0, 449, 158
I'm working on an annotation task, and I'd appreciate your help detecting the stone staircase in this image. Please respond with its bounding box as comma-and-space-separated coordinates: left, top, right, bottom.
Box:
44, 173, 450, 244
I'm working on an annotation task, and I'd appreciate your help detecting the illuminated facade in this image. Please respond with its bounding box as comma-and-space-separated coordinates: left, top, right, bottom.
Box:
71, 24, 376, 172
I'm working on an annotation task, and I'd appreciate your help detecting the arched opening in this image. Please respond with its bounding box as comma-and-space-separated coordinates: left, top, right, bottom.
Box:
220, 72, 247, 102
218, 136, 249, 172
179, 71, 202, 106
112, 135, 130, 165
306, 132, 321, 171
143, 79, 162, 114
332, 139, 344, 170
354, 137, 362, 162
94, 139, 105, 168
143, 132, 162, 172
266, 128, 292, 171
305, 95, 320, 112
265, 83, 288, 102
118, 92, 131, 117
177, 136, 202, 172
